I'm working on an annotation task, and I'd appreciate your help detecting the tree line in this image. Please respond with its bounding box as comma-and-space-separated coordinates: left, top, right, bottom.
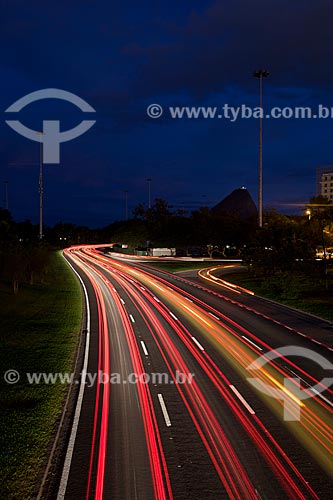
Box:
1, 195, 332, 294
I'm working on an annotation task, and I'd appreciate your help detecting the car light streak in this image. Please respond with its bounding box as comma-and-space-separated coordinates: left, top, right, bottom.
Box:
68, 246, 333, 495
198, 267, 255, 295
101, 263, 258, 498
65, 251, 110, 500
113, 262, 328, 492
65, 249, 173, 500
101, 264, 318, 499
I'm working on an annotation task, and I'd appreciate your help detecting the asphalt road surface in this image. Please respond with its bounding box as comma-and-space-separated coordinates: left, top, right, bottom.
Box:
56, 247, 333, 500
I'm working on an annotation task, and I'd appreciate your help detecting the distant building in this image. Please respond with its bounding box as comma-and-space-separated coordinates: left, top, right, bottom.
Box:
149, 248, 176, 257
316, 166, 333, 201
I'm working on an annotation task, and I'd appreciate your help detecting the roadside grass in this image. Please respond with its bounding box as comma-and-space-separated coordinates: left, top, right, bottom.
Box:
224, 271, 333, 322
0, 251, 82, 500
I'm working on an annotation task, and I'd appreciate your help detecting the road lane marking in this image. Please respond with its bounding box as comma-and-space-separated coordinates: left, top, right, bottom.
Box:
241, 335, 263, 351
229, 385, 255, 414
153, 296, 160, 302
169, 311, 178, 321
191, 336, 205, 351
309, 388, 333, 408
129, 314, 136, 323
57, 255, 91, 500
208, 312, 220, 320
140, 341, 149, 356
287, 368, 333, 408
158, 394, 172, 427
120, 298, 125, 305
184, 297, 193, 302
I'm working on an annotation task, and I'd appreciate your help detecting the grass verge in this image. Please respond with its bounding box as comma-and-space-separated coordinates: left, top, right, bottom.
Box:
0, 251, 82, 500
224, 270, 333, 322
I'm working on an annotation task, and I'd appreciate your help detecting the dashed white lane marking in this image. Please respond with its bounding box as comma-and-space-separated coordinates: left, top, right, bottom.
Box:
120, 298, 125, 305
241, 335, 263, 351
184, 297, 193, 302
169, 311, 178, 321
287, 368, 333, 408
208, 312, 220, 320
129, 314, 136, 323
153, 296, 160, 302
158, 394, 172, 426
191, 336, 205, 351
310, 388, 333, 408
229, 385, 255, 414
140, 341, 149, 356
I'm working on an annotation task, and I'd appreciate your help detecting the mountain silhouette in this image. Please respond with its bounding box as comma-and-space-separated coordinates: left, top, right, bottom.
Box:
211, 188, 258, 221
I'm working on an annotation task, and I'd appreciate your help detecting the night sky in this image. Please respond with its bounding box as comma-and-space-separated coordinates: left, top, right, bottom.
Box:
1, 0, 333, 227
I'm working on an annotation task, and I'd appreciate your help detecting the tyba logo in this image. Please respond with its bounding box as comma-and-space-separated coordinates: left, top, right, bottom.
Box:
5, 88, 96, 164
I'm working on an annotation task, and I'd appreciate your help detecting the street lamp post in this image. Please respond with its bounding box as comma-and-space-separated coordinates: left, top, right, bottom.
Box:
4, 181, 8, 210
37, 132, 44, 240
253, 69, 269, 228
124, 190, 128, 221
305, 208, 311, 220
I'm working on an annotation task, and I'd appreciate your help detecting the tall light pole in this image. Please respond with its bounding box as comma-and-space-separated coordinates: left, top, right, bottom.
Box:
253, 69, 269, 228
124, 190, 129, 221
147, 177, 152, 209
37, 132, 44, 239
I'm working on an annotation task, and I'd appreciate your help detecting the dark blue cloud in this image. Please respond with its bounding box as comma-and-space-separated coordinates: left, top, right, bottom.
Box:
1, 0, 333, 226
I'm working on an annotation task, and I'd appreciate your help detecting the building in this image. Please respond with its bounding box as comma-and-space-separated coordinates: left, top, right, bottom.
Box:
316, 166, 333, 202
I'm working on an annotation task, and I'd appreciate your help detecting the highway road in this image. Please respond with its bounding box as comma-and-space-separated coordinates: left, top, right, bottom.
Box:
56, 246, 333, 500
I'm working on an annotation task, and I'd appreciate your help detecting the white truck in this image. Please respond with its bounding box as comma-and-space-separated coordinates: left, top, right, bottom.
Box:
149, 248, 176, 257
